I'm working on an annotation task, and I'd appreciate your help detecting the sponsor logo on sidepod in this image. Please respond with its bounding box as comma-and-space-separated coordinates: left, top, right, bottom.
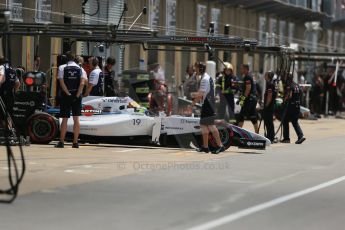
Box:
81, 105, 102, 117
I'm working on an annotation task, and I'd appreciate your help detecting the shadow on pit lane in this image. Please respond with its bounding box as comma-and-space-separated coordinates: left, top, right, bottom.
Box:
48, 142, 185, 151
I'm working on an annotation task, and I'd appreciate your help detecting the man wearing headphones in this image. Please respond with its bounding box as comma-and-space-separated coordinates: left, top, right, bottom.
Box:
262, 71, 277, 143
237, 64, 259, 133
191, 62, 224, 154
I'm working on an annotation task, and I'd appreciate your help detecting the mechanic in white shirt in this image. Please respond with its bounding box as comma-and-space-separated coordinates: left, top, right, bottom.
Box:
191, 62, 224, 154
84, 57, 104, 96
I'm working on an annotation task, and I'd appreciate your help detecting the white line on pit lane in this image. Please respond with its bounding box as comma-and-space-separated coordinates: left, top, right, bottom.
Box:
64, 169, 90, 174
112, 148, 140, 153
187, 175, 345, 230
226, 179, 254, 184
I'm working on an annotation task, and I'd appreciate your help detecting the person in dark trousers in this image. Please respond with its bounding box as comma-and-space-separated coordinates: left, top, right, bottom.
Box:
191, 62, 224, 154
103, 57, 117, 97
237, 64, 259, 133
216, 62, 237, 122
0, 58, 20, 117
311, 73, 324, 118
324, 66, 339, 116
84, 57, 104, 96
254, 74, 263, 107
281, 74, 306, 144
55, 52, 87, 148
262, 71, 277, 143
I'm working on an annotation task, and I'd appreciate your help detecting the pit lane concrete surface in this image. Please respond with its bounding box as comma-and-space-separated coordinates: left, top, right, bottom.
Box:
1, 118, 345, 230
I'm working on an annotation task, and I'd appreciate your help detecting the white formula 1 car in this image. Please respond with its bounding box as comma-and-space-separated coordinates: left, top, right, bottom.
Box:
65, 96, 271, 150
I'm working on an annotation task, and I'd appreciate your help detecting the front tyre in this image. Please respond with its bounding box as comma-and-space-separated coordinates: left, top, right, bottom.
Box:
208, 126, 233, 152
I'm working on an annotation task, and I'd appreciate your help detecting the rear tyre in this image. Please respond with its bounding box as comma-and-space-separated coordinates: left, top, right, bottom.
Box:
27, 113, 58, 144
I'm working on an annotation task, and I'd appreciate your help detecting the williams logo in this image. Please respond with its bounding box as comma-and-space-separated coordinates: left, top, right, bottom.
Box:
180, 119, 198, 124
68, 70, 78, 77
239, 139, 266, 150
102, 98, 128, 103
